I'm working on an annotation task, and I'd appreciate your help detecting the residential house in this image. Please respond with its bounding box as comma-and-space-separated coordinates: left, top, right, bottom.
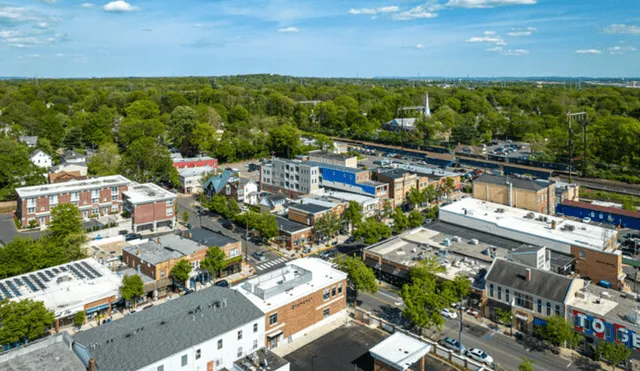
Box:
18, 135, 38, 148
48, 171, 87, 184
224, 178, 259, 205
61, 150, 86, 165
29, 149, 52, 169
178, 166, 215, 194
50, 162, 89, 176
203, 170, 236, 198
259, 194, 288, 215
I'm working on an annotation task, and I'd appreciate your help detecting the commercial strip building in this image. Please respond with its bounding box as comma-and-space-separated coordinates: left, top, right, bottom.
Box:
275, 216, 313, 250
15, 175, 131, 227
73, 286, 265, 371
0, 333, 86, 371
307, 160, 389, 199
172, 156, 218, 171
376, 169, 419, 207
392, 163, 463, 191
472, 173, 556, 215
369, 332, 433, 371
122, 183, 177, 232
234, 258, 347, 349
0, 258, 122, 331
557, 199, 640, 229
312, 189, 380, 218
439, 198, 624, 288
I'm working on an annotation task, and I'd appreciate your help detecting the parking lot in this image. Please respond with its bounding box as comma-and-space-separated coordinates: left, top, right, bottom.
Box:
486, 140, 531, 159
219, 159, 262, 183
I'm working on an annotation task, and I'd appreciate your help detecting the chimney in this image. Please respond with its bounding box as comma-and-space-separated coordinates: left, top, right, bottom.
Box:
551, 220, 557, 230
156, 238, 160, 244
89, 358, 95, 371
189, 232, 192, 238
526, 268, 531, 281
136, 249, 141, 256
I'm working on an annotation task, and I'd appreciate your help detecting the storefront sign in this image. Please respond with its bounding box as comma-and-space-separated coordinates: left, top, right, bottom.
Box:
533, 317, 547, 327
572, 309, 640, 351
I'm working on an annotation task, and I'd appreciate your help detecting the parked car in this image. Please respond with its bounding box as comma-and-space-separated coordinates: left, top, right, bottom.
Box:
582, 217, 591, 224
466, 307, 481, 318
221, 220, 234, 230
440, 337, 466, 353
214, 279, 229, 288
320, 249, 338, 260
441, 308, 458, 319
125, 233, 142, 241
466, 348, 494, 365
252, 251, 266, 261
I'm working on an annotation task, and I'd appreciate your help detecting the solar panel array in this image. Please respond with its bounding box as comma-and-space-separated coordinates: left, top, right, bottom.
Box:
0, 261, 104, 298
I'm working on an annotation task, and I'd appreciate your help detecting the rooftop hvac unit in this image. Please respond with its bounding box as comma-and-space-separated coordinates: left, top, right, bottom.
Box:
469, 239, 479, 245
442, 238, 452, 247
452, 236, 461, 242
524, 212, 535, 219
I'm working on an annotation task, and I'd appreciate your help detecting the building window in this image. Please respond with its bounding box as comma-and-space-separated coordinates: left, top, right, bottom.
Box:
49, 195, 58, 204
555, 304, 561, 316
92, 208, 99, 215
546, 302, 551, 316
229, 249, 239, 257
489, 284, 494, 297
71, 192, 79, 201
253, 339, 258, 350
111, 205, 119, 213
27, 207, 36, 214
111, 195, 118, 201
338, 284, 343, 295
111, 186, 118, 193
269, 313, 278, 325
574, 316, 582, 327
579, 250, 585, 259
332, 287, 336, 297
92, 190, 99, 198
505, 289, 510, 303
216, 359, 223, 367
166, 200, 173, 206
253, 323, 258, 333
181, 354, 187, 367
237, 347, 243, 358
167, 208, 173, 216
323, 308, 330, 318
157, 366, 164, 371
92, 198, 99, 204
238, 330, 243, 340
605, 325, 612, 339
218, 339, 223, 349
323, 289, 330, 301
497, 286, 502, 301
537, 299, 542, 313
196, 349, 201, 360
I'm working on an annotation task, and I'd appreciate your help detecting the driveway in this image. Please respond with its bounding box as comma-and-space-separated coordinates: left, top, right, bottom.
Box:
0, 213, 43, 246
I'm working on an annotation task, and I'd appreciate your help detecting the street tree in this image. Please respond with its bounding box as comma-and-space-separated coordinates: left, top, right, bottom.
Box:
183, 210, 190, 223
337, 255, 377, 305
342, 201, 363, 231
74, 311, 85, 328
518, 357, 535, 371
0, 299, 55, 346
537, 315, 581, 348
440, 178, 456, 203
120, 274, 145, 307
257, 213, 279, 241
409, 210, 424, 228
392, 207, 409, 233
209, 194, 229, 216
315, 212, 342, 244
597, 341, 631, 370
381, 199, 393, 219
227, 198, 241, 218
170, 260, 192, 284
424, 205, 439, 221
423, 185, 437, 204
49, 203, 84, 237
495, 308, 512, 326
407, 187, 427, 209
353, 219, 391, 245
201, 246, 227, 280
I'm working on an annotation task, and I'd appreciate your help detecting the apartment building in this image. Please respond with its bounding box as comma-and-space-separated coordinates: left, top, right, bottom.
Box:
122, 183, 176, 232
260, 158, 321, 197
376, 169, 417, 206
306, 160, 389, 199
484, 259, 584, 335
15, 175, 131, 227
234, 258, 347, 349
473, 173, 556, 215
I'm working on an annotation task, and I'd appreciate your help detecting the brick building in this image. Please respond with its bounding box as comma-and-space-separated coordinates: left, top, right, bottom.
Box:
122, 183, 177, 232
15, 175, 131, 227
473, 173, 556, 215
234, 258, 347, 349
376, 169, 418, 207
287, 202, 333, 226
172, 156, 218, 170
275, 216, 313, 250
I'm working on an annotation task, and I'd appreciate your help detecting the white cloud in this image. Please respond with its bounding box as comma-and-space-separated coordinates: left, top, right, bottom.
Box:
55, 53, 65, 57
575, 49, 601, 54
507, 31, 531, 36
466, 36, 507, 45
608, 46, 637, 54
446, 0, 536, 8
80, 3, 95, 8
39, 0, 57, 4
604, 24, 640, 35
484, 31, 496, 35
278, 27, 298, 33
2, 31, 68, 48
486, 46, 503, 51
103, 1, 138, 12
348, 6, 399, 15
502, 49, 529, 56
416, 44, 424, 49
393, 5, 439, 20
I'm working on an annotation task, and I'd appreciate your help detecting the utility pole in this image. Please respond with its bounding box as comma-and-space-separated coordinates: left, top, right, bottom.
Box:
567, 112, 588, 179
458, 300, 466, 356
245, 217, 249, 265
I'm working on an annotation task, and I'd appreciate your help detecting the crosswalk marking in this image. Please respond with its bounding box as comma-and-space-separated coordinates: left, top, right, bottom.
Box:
255, 257, 288, 271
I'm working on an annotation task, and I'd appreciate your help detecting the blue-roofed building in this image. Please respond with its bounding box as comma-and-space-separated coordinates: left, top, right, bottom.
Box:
304, 161, 388, 198
203, 169, 235, 198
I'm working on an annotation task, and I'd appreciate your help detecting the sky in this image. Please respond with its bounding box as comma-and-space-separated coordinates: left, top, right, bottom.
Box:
0, 0, 639, 78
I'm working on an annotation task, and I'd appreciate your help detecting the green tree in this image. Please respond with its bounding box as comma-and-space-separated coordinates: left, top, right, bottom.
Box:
424, 205, 439, 221
342, 201, 363, 231
536, 315, 581, 348
337, 255, 378, 305
182, 210, 190, 223
392, 207, 409, 233
0, 299, 55, 346
353, 219, 391, 245
49, 203, 84, 237
407, 187, 427, 209
88, 143, 121, 176
209, 194, 229, 216
168, 106, 198, 149
623, 200, 635, 211
518, 357, 535, 371
408, 210, 424, 228
170, 259, 192, 284
596, 341, 631, 370
120, 137, 179, 187
268, 124, 301, 158
257, 213, 279, 241
74, 311, 85, 328
227, 198, 241, 218
439, 177, 456, 203
315, 212, 342, 244
200, 246, 227, 280
495, 308, 512, 326
381, 199, 393, 219
120, 274, 145, 307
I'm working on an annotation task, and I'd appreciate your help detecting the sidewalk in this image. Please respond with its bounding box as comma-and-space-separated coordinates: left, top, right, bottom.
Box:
266, 235, 350, 259
271, 310, 350, 357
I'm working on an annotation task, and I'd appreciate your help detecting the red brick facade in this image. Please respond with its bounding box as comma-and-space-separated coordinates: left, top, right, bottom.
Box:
173, 158, 218, 170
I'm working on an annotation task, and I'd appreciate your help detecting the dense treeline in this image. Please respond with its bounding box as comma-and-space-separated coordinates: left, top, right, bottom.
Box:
0, 75, 638, 201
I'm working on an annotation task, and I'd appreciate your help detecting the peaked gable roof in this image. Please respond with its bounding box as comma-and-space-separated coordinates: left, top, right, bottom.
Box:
203, 170, 234, 194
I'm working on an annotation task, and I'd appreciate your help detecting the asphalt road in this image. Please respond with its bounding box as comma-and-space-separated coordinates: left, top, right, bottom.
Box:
0, 213, 44, 246
356, 287, 599, 371
175, 196, 289, 274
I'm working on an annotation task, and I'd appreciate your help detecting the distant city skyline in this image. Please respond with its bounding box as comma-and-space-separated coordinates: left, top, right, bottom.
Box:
0, 0, 638, 78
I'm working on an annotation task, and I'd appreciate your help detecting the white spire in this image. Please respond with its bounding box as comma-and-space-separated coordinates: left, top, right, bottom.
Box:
424, 92, 431, 117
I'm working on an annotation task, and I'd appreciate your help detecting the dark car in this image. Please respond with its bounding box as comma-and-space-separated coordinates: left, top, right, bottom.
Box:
320, 249, 338, 260
125, 233, 142, 241
221, 220, 234, 230
214, 280, 229, 288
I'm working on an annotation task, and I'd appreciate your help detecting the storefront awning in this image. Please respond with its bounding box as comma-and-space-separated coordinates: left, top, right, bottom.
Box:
515, 313, 529, 321
86, 303, 110, 314
267, 330, 283, 338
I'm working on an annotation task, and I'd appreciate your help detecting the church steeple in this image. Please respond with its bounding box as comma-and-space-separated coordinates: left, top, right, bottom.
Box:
424, 92, 431, 117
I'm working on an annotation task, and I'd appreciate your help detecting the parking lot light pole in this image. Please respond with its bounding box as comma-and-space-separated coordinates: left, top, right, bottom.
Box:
458, 301, 465, 356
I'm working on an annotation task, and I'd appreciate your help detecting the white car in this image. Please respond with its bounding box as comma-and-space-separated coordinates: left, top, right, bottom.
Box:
582, 217, 591, 224
441, 308, 458, 319
466, 348, 494, 365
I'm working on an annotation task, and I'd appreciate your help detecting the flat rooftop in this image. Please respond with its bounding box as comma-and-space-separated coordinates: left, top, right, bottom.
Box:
308, 151, 356, 161
316, 189, 376, 204
234, 348, 289, 371
393, 163, 459, 179
123, 234, 207, 265
305, 160, 366, 174
369, 332, 432, 371
0, 258, 122, 317
177, 166, 216, 178
122, 183, 176, 204
365, 227, 492, 285
16, 175, 131, 198
234, 257, 347, 312
569, 283, 640, 328
173, 156, 215, 163
440, 198, 617, 251
276, 216, 312, 234
183, 227, 238, 247
289, 202, 332, 214
0, 333, 85, 371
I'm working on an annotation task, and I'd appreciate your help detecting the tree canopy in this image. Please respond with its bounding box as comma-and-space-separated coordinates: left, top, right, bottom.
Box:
353, 219, 391, 245
120, 274, 145, 303
200, 246, 227, 279
0, 299, 55, 346
337, 255, 378, 304
170, 259, 193, 283
536, 315, 581, 348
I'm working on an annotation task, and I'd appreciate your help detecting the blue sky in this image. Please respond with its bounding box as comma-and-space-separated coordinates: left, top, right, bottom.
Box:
0, 0, 638, 78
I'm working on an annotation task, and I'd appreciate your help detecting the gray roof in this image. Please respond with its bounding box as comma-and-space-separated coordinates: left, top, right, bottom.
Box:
117, 267, 155, 283
305, 161, 365, 174
550, 251, 575, 268
474, 173, 548, 192
378, 169, 411, 180
123, 240, 183, 265
18, 136, 37, 146
512, 245, 543, 254
486, 259, 574, 303
276, 216, 312, 234
185, 227, 238, 247
289, 203, 331, 214
73, 286, 264, 371
0, 333, 85, 371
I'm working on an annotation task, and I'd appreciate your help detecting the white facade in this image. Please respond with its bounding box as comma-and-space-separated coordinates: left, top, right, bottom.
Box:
140, 319, 265, 371
50, 162, 88, 176
178, 166, 215, 194
261, 159, 321, 194
30, 150, 52, 169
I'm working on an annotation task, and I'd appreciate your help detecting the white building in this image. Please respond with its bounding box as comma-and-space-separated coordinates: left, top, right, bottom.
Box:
317, 189, 379, 217
74, 286, 266, 371
439, 197, 618, 255
369, 332, 432, 371
178, 166, 215, 194
260, 158, 321, 197
61, 150, 87, 165
50, 162, 89, 176
0, 258, 122, 330
29, 149, 52, 169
